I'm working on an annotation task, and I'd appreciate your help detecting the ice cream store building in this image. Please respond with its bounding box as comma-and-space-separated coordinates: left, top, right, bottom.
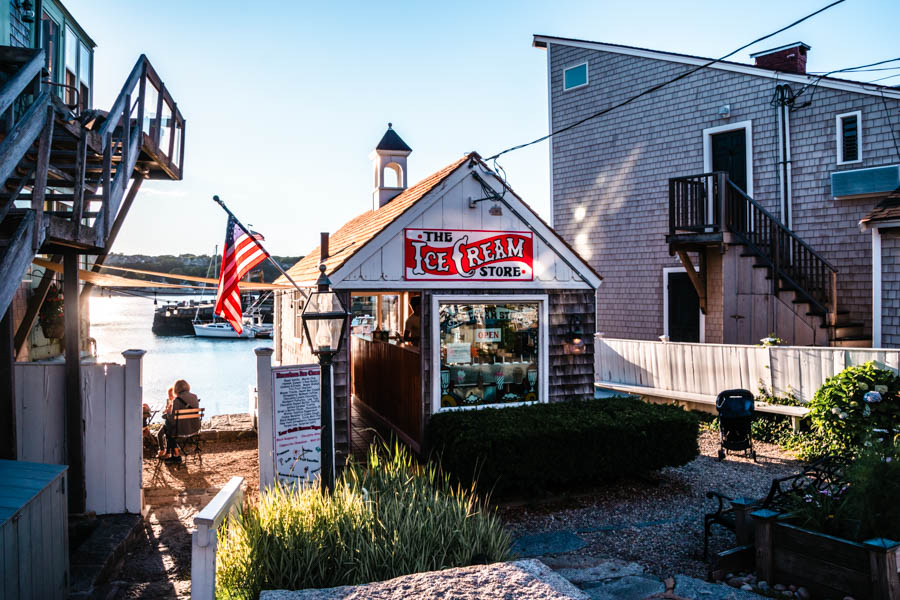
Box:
273, 127, 602, 463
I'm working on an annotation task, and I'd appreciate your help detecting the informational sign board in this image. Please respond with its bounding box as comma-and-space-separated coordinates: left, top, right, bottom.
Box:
271, 365, 321, 486
404, 228, 533, 281
446, 342, 472, 364
475, 328, 502, 342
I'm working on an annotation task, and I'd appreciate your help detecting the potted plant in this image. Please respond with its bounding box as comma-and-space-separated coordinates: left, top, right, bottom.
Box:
39, 283, 65, 339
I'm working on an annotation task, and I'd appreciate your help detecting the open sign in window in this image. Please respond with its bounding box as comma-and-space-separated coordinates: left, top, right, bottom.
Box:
435, 299, 545, 409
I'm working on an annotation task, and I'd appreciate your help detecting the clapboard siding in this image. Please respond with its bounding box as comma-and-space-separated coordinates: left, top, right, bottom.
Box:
596, 337, 900, 402
14, 359, 143, 514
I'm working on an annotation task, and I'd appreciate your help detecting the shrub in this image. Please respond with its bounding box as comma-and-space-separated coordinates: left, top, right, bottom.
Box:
787, 443, 900, 541
805, 362, 900, 459
215, 442, 509, 600
426, 397, 699, 494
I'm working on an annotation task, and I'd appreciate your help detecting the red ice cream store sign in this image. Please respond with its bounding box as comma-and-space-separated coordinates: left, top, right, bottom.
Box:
404, 228, 533, 281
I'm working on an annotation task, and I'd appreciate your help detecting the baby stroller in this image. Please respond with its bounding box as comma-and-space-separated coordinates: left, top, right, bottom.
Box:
715, 389, 756, 461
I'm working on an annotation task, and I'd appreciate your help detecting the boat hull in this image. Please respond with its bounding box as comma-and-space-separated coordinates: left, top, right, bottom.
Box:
192, 323, 256, 338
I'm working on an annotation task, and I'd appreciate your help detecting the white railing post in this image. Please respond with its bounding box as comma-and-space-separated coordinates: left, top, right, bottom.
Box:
255, 347, 275, 492
191, 476, 244, 600
122, 349, 146, 514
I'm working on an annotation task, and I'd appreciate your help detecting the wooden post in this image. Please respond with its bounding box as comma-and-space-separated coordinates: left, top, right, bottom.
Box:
64, 251, 85, 513
136, 63, 147, 137
122, 349, 146, 514
863, 538, 900, 600
830, 270, 839, 328
31, 106, 54, 250
717, 172, 727, 231
731, 497, 757, 545
191, 476, 244, 600
752, 509, 779, 583
0, 307, 16, 459
255, 347, 275, 492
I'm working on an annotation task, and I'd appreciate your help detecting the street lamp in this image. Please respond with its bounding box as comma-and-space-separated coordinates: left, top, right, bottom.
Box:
300, 264, 348, 494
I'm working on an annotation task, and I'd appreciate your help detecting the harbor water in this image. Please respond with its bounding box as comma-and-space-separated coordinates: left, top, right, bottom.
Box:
90, 293, 272, 416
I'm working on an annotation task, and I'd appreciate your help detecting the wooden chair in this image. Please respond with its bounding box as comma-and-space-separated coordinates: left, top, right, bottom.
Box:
172, 407, 204, 464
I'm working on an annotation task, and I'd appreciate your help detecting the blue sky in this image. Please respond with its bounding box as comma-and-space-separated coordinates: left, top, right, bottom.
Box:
65, 0, 896, 257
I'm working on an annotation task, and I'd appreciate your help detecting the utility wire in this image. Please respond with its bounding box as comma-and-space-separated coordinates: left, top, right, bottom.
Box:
485, 0, 846, 161
880, 89, 900, 161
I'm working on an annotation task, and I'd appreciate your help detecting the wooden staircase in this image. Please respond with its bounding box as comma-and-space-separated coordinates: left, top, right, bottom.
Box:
0, 47, 185, 325
668, 172, 870, 347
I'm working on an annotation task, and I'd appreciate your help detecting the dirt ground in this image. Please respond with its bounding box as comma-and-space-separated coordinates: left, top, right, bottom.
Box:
110, 430, 801, 598
109, 438, 260, 599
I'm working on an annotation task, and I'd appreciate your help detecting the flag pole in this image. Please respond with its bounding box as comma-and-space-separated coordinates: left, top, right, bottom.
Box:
212, 195, 309, 299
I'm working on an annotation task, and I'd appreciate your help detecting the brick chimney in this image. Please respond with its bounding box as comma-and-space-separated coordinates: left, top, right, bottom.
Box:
750, 42, 810, 75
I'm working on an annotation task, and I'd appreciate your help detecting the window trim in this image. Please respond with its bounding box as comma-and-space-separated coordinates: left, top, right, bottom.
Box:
836, 110, 863, 166
430, 294, 549, 414
292, 290, 306, 344
562, 61, 589, 92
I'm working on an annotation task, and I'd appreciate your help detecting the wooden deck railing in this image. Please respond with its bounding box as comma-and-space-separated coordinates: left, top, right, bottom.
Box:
669, 171, 838, 323
191, 476, 244, 600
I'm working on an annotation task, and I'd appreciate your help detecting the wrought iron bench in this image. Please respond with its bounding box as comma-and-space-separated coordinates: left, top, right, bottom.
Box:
703, 456, 847, 559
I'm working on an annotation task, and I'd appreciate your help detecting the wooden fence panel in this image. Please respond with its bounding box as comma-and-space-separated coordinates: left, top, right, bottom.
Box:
15, 357, 142, 516
595, 338, 900, 404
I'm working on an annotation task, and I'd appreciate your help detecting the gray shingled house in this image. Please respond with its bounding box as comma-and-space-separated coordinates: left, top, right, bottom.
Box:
534, 36, 900, 348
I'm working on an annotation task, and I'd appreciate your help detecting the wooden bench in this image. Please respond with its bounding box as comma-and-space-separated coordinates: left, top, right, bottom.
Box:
595, 381, 809, 432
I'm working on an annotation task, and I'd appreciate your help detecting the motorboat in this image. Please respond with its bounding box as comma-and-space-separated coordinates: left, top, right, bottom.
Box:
192, 321, 257, 339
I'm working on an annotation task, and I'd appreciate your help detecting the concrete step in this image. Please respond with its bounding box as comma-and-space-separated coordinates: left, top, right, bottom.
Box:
828, 323, 865, 338
830, 336, 873, 348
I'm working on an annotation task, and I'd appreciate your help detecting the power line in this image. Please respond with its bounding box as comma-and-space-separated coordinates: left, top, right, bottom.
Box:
485, 0, 846, 161
880, 89, 900, 162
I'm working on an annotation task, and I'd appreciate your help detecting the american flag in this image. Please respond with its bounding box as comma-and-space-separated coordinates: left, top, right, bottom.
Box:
214, 216, 268, 334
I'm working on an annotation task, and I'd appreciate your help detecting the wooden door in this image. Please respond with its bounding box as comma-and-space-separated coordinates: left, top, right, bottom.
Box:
668, 272, 700, 342
711, 129, 747, 193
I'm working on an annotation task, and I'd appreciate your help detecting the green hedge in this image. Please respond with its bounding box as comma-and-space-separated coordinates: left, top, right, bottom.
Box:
426, 397, 699, 494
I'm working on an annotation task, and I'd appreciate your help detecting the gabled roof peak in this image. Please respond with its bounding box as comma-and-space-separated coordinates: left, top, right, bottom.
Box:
375, 123, 412, 153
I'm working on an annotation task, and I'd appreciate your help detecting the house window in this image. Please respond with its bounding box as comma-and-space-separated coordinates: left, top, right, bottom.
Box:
836, 111, 862, 165
435, 299, 544, 410
563, 62, 588, 91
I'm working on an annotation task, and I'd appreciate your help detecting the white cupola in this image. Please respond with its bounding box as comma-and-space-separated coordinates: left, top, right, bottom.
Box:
370, 123, 412, 210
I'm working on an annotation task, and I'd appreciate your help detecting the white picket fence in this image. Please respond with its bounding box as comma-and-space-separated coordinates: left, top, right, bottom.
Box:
191, 476, 244, 600
595, 337, 900, 404
13, 350, 145, 514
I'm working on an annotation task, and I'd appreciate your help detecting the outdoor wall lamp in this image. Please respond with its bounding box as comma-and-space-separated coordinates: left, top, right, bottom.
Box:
300, 264, 349, 495
565, 314, 586, 355
18, 0, 34, 23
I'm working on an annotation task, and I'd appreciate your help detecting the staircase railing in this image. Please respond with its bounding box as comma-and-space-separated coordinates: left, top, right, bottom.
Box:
93, 55, 185, 243
668, 171, 838, 324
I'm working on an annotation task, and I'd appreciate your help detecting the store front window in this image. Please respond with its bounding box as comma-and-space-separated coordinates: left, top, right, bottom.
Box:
437, 300, 542, 408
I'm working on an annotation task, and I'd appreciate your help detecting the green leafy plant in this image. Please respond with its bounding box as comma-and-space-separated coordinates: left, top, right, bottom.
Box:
38, 283, 65, 338
215, 442, 509, 600
804, 362, 900, 459
426, 397, 699, 494
787, 444, 900, 541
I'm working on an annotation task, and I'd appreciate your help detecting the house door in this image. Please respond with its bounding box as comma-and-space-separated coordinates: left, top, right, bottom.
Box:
711, 129, 747, 193
667, 272, 700, 342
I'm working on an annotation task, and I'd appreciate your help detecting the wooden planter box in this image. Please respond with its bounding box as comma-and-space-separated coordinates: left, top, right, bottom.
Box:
753, 509, 900, 600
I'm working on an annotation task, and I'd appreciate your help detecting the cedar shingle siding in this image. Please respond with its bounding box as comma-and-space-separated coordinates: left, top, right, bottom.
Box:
9, 1, 30, 48
881, 231, 900, 348
547, 43, 900, 342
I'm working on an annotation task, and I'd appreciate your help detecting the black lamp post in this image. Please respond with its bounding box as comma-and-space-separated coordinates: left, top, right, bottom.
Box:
300, 264, 348, 494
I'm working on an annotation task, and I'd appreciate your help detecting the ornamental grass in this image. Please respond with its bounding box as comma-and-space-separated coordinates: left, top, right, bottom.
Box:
215, 442, 510, 600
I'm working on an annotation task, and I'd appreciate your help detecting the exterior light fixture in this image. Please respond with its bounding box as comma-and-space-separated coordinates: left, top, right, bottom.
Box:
717, 104, 731, 119
19, 0, 34, 23
565, 314, 586, 355
300, 264, 348, 494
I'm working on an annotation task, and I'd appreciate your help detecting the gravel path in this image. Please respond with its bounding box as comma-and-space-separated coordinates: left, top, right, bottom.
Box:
500, 430, 801, 579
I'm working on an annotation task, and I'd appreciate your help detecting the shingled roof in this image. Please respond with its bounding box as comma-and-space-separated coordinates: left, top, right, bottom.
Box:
375, 124, 412, 153
860, 188, 900, 228
279, 153, 472, 285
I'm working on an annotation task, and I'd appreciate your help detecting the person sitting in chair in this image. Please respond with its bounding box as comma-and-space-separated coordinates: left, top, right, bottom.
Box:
157, 380, 199, 460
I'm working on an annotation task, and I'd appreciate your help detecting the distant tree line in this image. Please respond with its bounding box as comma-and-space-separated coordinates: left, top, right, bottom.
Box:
104, 253, 302, 284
